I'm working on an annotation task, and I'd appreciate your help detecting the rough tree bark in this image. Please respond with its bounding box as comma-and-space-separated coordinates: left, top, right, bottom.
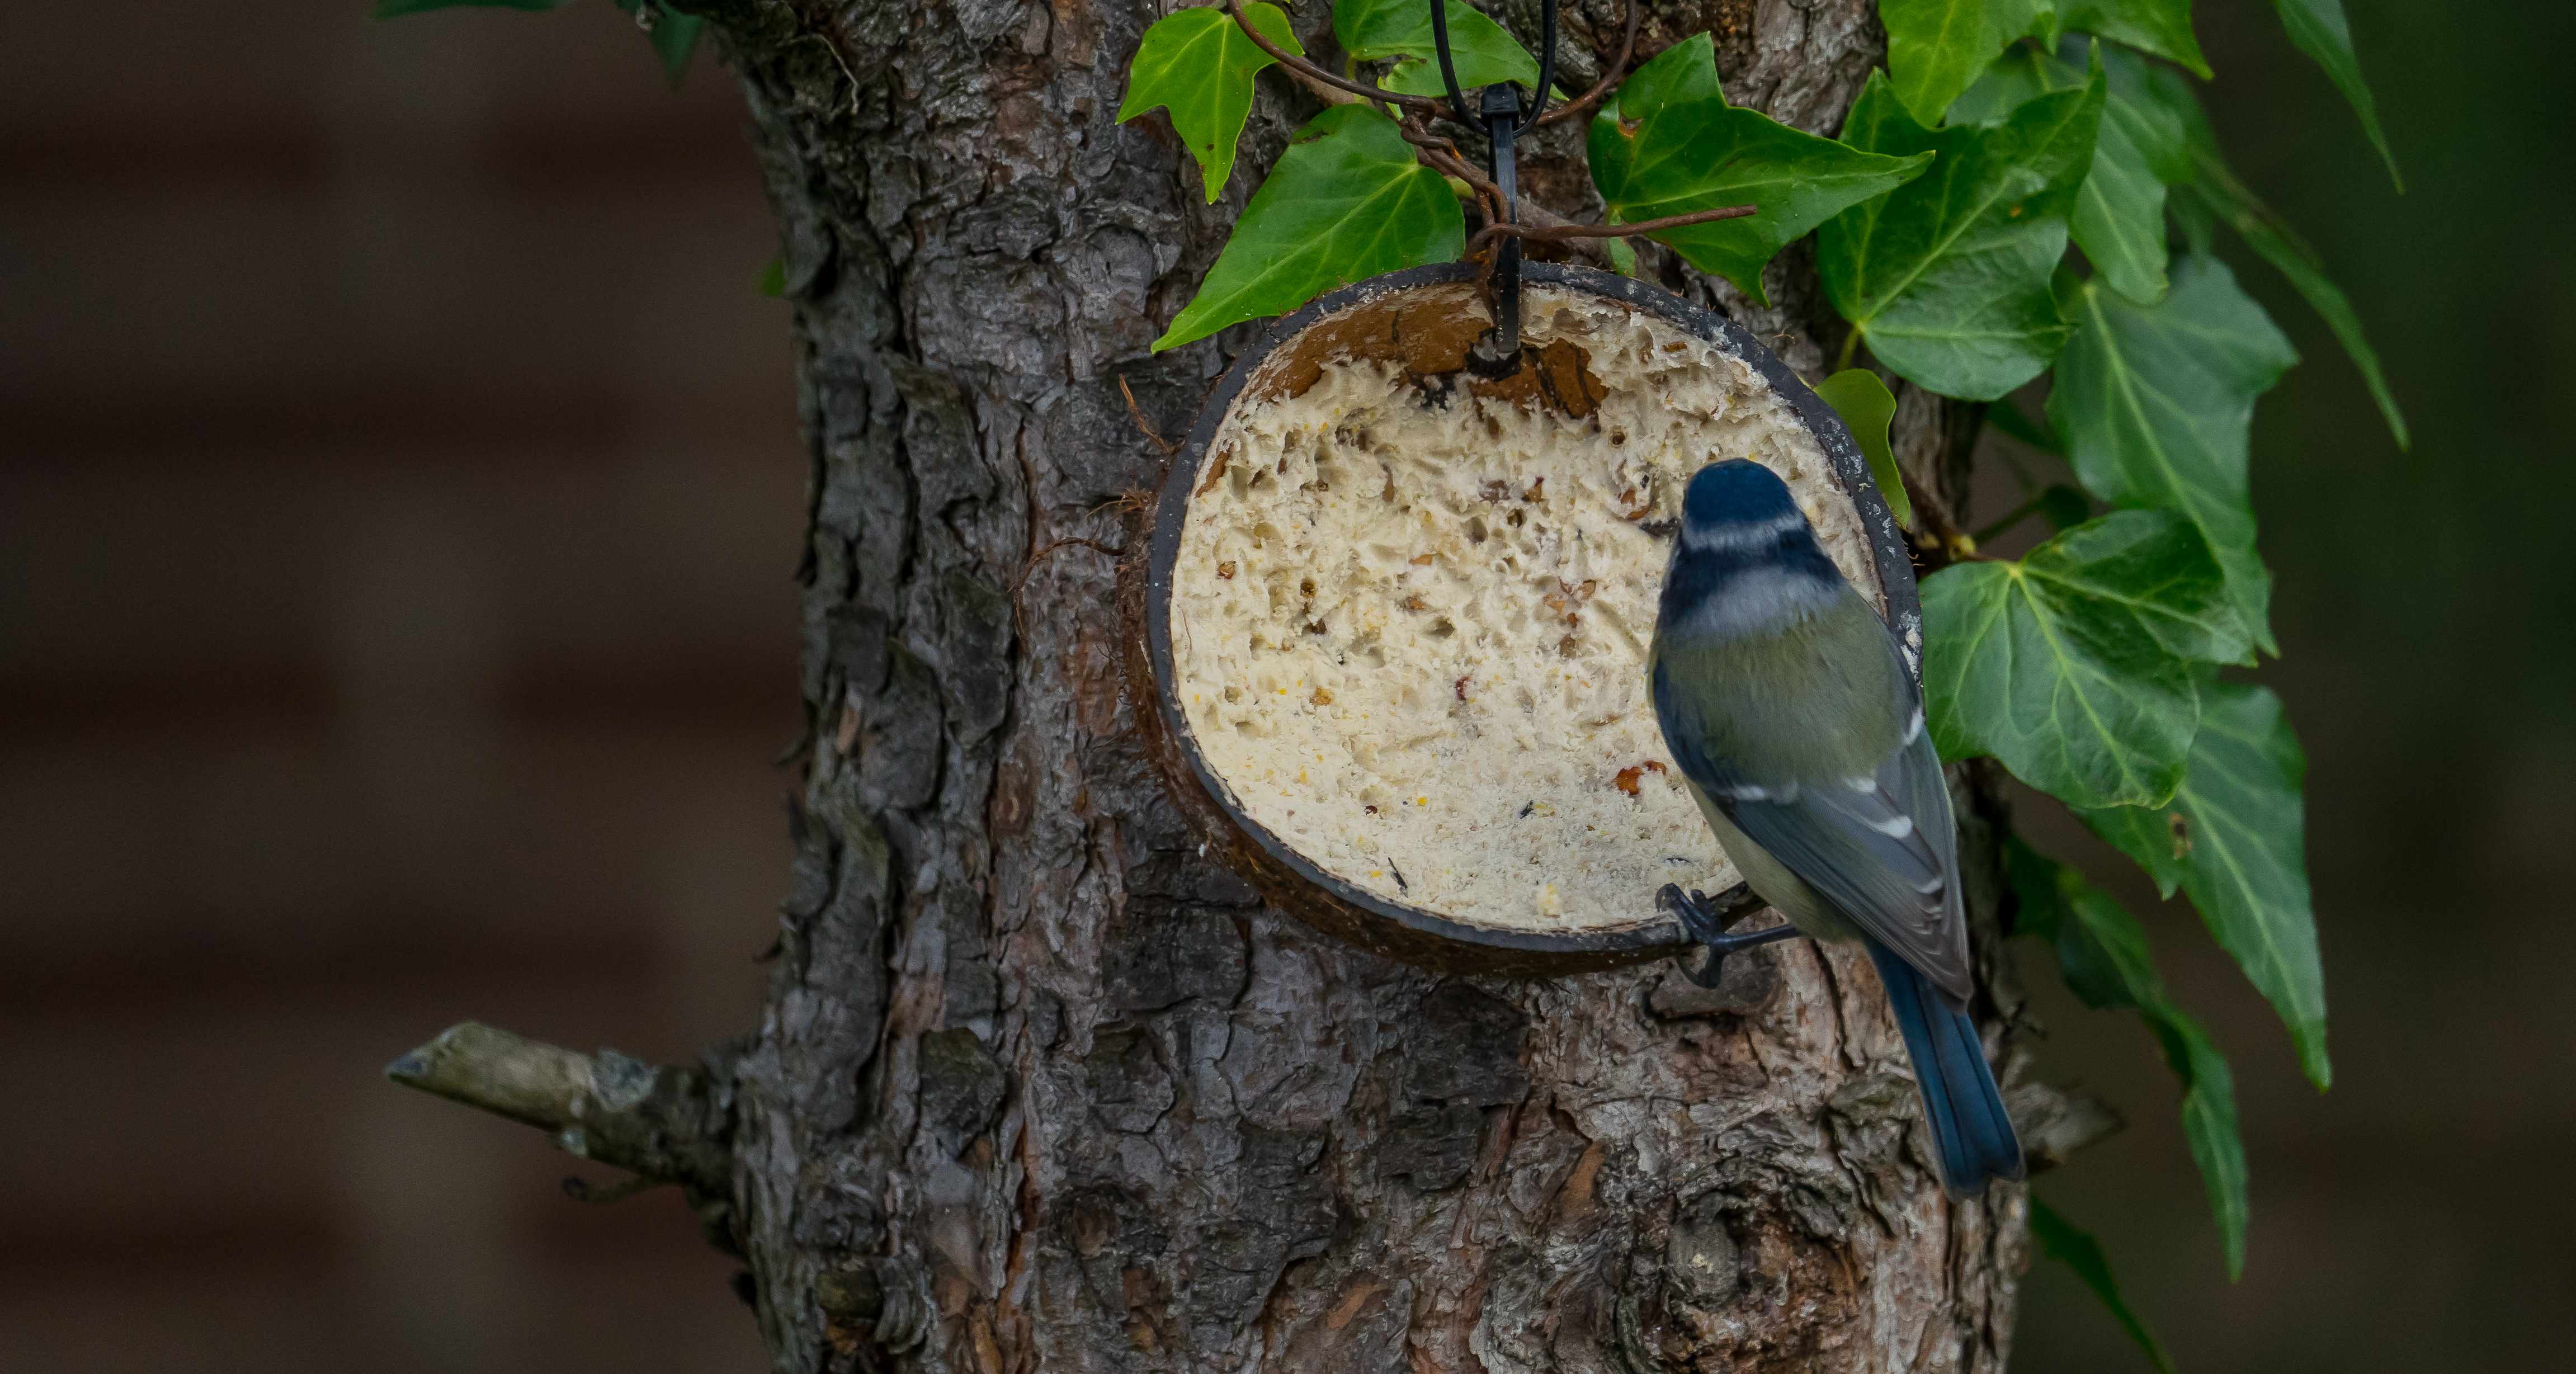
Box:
414, 2, 2081, 1369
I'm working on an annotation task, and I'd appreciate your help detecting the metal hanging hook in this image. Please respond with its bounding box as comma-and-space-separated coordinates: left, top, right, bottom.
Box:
1426, 0, 1558, 373
1426, 0, 1556, 134
1475, 87, 1526, 372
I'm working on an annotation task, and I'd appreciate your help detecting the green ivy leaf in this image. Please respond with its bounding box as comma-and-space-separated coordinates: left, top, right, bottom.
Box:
1952, 43, 2164, 304
1603, 237, 1640, 278
1879, 0, 2047, 127
2027, 1197, 2178, 1373
756, 256, 787, 299
641, 3, 705, 84
1153, 105, 1464, 352
1922, 509, 2245, 808
2056, 0, 2208, 77
2097, 50, 2188, 180
375, 0, 569, 14
2205, 198, 2406, 452
1995, 0, 2061, 44
1813, 369, 1912, 528
1819, 68, 2101, 400
2122, 55, 2408, 448
2050, 255, 2295, 654
2012, 841, 2251, 1278
2270, 0, 2399, 188
1117, 3, 1304, 204
2080, 683, 2330, 1090
1337, 0, 1538, 97
1589, 36, 1931, 305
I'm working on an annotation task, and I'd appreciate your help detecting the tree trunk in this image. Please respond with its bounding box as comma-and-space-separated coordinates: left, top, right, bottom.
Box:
697, 2, 2026, 1369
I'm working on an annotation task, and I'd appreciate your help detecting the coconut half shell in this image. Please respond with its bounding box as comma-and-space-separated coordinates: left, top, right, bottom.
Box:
1129, 263, 1921, 975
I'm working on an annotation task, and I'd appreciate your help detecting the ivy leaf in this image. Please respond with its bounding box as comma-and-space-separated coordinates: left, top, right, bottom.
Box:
1813, 369, 1912, 528
2098, 52, 2188, 180
1995, 0, 2061, 44
1952, 43, 2164, 304
1819, 68, 2101, 400
1117, 3, 1304, 204
2077, 787, 2186, 891
2027, 1197, 2178, 1373
2012, 841, 2251, 1278
2204, 196, 2406, 452
2270, 0, 2399, 188
1336, 0, 1537, 97
2080, 683, 2330, 1089
1923, 509, 2248, 808
1154, 105, 1464, 352
375, 0, 569, 13
2056, 0, 2208, 77
1879, 0, 2046, 126
2121, 55, 2407, 448
641, 3, 705, 84
1590, 36, 1931, 305
2050, 255, 2295, 654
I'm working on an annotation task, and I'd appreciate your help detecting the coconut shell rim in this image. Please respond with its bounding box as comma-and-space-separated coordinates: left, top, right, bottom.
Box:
1140, 261, 1924, 971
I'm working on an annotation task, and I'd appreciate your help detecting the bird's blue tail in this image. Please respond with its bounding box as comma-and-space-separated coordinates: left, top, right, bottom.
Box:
1866, 941, 2023, 1194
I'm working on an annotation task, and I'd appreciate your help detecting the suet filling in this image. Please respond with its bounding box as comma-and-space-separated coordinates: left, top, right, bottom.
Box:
1168, 291, 1883, 934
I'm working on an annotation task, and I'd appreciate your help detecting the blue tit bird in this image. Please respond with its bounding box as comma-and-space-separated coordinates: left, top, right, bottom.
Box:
1648, 458, 2022, 1195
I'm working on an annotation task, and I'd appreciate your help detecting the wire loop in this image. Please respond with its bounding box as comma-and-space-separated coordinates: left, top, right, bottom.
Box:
1425, 0, 1556, 133
1424, 0, 1557, 368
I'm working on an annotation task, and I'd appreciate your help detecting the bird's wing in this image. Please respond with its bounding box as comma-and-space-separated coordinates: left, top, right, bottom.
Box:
1656, 629, 1975, 1005
1716, 724, 1974, 1004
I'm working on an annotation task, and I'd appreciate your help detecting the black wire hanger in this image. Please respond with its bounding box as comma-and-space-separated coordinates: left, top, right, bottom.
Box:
1424, 0, 1556, 370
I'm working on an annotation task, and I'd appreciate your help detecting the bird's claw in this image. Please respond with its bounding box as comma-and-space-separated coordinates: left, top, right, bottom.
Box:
1658, 882, 1732, 945
1659, 884, 1737, 987
1660, 883, 1797, 989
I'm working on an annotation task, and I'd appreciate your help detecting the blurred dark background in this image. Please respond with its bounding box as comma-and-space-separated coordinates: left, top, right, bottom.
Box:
1, 2, 2562, 1371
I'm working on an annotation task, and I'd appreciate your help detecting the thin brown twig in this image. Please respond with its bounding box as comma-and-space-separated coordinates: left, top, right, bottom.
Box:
1263, 53, 1367, 110
1535, 0, 1643, 127
1400, 117, 1507, 220
1464, 201, 1757, 263
1117, 375, 1178, 457
1516, 203, 1760, 239
1015, 538, 1126, 589
1228, 1, 1444, 116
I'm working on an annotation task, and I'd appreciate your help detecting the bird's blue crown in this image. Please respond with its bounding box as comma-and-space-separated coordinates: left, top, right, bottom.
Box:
1662, 460, 1846, 631
1680, 457, 1803, 534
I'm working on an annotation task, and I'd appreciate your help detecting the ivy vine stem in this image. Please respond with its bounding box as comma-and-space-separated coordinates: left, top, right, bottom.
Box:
1490, 203, 1758, 240
1463, 201, 1758, 268
1396, 116, 1506, 214
1227, 1, 1443, 115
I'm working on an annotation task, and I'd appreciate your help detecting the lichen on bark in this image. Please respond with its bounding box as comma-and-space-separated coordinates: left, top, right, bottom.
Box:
685, 2, 2029, 1369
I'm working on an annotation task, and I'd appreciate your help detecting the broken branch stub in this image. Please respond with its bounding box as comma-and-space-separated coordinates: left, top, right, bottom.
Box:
385, 1021, 732, 1197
